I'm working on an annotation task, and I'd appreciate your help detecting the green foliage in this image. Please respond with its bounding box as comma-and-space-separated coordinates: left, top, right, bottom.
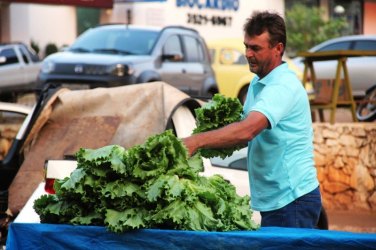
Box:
33, 130, 259, 233
193, 94, 244, 159
286, 3, 349, 57
44, 42, 59, 57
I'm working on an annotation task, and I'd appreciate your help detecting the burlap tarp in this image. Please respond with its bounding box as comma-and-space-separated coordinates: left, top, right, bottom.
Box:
9, 82, 201, 214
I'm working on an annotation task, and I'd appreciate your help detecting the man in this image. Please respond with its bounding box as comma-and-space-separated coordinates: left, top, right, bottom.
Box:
182, 11, 322, 228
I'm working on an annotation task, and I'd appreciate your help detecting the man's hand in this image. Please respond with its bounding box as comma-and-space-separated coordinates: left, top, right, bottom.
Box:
182, 111, 269, 158
182, 136, 198, 157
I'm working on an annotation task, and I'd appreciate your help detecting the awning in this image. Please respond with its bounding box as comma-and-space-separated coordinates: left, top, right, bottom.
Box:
0, 0, 113, 8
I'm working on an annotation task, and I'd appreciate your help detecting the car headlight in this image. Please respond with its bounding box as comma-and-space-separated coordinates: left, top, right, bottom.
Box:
41, 61, 55, 74
108, 64, 134, 77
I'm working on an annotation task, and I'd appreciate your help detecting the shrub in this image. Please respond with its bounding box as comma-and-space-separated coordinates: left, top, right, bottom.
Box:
44, 43, 59, 57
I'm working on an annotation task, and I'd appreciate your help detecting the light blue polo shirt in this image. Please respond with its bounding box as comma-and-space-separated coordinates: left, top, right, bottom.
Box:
243, 62, 319, 212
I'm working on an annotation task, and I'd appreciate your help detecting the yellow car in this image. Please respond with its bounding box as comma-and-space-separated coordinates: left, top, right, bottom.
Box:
207, 38, 306, 103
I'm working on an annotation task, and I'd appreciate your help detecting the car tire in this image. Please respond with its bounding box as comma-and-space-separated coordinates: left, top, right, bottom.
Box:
356, 85, 376, 122
238, 86, 249, 105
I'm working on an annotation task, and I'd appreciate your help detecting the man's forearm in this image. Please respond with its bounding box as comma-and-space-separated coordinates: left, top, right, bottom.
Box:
183, 111, 268, 156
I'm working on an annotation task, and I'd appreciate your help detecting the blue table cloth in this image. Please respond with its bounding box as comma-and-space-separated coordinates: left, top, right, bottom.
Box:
6, 223, 376, 250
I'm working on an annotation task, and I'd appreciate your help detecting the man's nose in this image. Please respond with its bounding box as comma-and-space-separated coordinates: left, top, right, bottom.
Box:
245, 49, 253, 58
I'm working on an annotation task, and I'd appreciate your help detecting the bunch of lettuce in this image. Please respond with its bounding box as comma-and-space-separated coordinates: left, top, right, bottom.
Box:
193, 93, 244, 159
33, 130, 258, 233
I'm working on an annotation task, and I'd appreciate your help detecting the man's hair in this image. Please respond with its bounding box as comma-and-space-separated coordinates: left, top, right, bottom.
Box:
243, 11, 286, 52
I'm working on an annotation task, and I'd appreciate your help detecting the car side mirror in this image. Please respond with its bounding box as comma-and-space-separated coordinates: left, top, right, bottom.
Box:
162, 52, 183, 62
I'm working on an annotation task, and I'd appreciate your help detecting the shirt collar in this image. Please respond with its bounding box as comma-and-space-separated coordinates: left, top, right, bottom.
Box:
257, 61, 287, 85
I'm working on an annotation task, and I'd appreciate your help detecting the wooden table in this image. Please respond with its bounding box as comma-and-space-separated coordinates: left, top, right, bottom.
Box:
298, 50, 376, 124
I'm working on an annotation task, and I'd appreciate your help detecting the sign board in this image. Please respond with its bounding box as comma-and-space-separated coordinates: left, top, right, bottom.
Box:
112, 0, 284, 41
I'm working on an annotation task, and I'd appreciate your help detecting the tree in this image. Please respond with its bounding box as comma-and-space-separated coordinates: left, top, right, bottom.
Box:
285, 4, 349, 57
44, 43, 59, 58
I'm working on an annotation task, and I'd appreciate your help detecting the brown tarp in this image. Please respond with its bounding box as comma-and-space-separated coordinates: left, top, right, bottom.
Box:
9, 82, 199, 214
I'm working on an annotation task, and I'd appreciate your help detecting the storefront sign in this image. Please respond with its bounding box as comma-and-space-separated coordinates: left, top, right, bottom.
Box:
176, 0, 239, 11
177, 0, 238, 27
187, 13, 232, 26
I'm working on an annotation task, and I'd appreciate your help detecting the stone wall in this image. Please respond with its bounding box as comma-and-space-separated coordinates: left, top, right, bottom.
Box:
313, 123, 376, 212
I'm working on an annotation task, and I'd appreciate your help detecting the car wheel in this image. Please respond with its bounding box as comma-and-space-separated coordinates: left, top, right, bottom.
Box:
356, 85, 376, 122
238, 86, 249, 105
209, 88, 218, 97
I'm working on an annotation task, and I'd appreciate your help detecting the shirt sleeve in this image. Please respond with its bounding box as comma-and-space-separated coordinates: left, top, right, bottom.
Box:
250, 83, 297, 129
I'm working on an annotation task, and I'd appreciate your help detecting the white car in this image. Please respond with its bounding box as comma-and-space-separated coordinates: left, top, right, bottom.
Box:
293, 35, 376, 98
0, 43, 41, 101
0, 101, 32, 242
0, 101, 32, 192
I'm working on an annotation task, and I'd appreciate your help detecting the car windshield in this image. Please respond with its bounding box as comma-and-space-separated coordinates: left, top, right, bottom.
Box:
69, 27, 159, 55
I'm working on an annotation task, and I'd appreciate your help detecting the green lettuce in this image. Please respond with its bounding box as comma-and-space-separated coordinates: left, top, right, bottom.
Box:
193, 93, 244, 159
33, 130, 259, 233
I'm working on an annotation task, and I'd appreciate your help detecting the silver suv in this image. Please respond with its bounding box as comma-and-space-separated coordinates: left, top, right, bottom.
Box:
0, 43, 41, 101
37, 24, 218, 98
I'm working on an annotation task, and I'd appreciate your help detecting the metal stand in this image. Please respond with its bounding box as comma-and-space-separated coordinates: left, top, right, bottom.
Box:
299, 50, 376, 124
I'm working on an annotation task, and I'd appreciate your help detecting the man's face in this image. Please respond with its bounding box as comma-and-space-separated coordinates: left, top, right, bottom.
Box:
243, 32, 282, 78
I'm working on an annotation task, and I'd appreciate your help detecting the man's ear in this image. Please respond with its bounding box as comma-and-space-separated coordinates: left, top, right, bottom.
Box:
275, 42, 284, 56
